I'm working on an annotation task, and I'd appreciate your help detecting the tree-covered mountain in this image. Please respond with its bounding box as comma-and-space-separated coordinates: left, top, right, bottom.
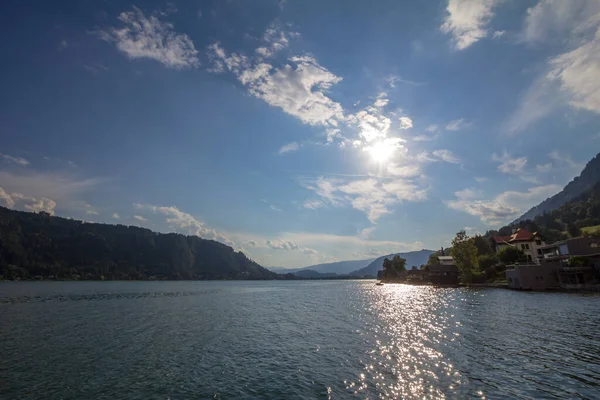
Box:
504, 180, 600, 244
0, 207, 276, 280
514, 152, 600, 223
349, 249, 434, 277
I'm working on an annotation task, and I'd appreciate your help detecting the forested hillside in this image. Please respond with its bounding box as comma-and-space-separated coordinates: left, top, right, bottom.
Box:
515, 152, 600, 223
0, 207, 276, 280
495, 181, 600, 244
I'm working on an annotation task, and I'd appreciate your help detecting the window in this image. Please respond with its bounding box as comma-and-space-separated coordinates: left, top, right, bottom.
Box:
536, 240, 542, 245
522, 244, 530, 250
537, 249, 542, 255
527, 255, 533, 262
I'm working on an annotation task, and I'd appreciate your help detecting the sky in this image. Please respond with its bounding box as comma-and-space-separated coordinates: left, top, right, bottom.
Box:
1, 0, 599, 268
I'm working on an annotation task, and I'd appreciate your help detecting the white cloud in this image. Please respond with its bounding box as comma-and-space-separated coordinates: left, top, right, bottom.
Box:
255, 24, 298, 58
387, 164, 422, 178
0, 187, 15, 208
387, 75, 426, 88
134, 203, 234, 247
445, 118, 472, 131
303, 199, 324, 209
9, 192, 56, 215
447, 184, 561, 224
278, 141, 301, 154
373, 92, 389, 108
247, 240, 257, 246
432, 149, 460, 164
508, 1, 600, 133
303, 176, 427, 223
359, 226, 376, 239
85, 210, 99, 215
492, 30, 506, 38
266, 238, 318, 255
455, 188, 483, 200
98, 6, 199, 69
0, 153, 29, 166
58, 40, 68, 51
548, 29, 600, 114
209, 41, 344, 127
0, 169, 102, 213
474, 176, 488, 183
133, 215, 147, 222
523, 0, 600, 43
492, 152, 528, 174
247, 56, 343, 126
411, 135, 434, 142
112, 213, 121, 219
441, 0, 502, 50
398, 116, 413, 129
426, 124, 439, 133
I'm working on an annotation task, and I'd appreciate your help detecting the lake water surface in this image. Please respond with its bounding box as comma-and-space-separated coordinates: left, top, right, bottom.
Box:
1, 281, 599, 399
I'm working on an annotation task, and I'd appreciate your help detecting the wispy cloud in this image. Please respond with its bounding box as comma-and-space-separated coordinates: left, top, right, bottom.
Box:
441, 0, 502, 50
278, 142, 301, 154
0, 153, 29, 166
447, 184, 560, 225
133, 215, 147, 222
266, 238, 318, 255
302, 176, 427, 223
432, 149, 460, 164
134, 203, 234, 247
97, 6, 199, 69
492, 152, 528, 174
445, 118, 472, 131
508, 1, 600, 134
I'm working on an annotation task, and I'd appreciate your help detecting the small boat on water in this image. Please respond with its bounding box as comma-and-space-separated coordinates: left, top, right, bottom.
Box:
375, 282, 384, 286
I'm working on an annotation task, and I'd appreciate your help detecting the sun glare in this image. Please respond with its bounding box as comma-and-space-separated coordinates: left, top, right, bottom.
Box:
367, 141, 395, 163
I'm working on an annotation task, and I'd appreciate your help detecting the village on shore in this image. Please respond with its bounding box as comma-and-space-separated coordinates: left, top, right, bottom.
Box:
379, 228, 600, 291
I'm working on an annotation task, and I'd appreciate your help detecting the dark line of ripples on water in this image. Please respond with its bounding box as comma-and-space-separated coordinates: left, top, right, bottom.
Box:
1, 281, 599, 399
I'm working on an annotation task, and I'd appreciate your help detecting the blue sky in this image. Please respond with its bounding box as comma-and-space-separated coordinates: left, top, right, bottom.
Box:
1, 0, 599, 268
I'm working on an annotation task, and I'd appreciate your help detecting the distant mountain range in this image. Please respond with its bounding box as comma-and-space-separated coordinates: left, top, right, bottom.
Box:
266, 258, 374, 276
349, 249, 435, 277
515, 152, 600, 223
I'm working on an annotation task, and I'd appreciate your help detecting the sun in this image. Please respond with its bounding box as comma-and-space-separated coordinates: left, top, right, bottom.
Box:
367, 141, 395, 163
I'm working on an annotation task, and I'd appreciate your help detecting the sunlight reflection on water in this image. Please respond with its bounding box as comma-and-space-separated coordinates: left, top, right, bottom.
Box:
344, 284, 473, 399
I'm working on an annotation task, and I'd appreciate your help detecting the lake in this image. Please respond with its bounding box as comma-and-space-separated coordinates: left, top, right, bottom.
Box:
1, 281, 599, 399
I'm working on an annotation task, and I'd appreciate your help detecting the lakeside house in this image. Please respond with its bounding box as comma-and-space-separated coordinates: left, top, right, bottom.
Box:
428, 256, 459, 285
490, 228, 546, 264
506, 236, 600, 290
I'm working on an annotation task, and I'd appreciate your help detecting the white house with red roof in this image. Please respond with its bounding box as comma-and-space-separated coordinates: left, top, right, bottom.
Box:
490, 228, 546, 264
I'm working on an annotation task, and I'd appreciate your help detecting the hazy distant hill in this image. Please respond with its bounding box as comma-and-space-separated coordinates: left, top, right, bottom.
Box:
0, 206, 276, 280
515, 152, 600, 223
297, 258, 374, 275
349, 250, 434, 277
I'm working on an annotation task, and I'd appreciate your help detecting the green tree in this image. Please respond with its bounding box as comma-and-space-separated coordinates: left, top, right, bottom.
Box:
568, 256, 588, 268
450, 230, 478, 283
427, 254, 440, 265
497, 246, 526, 264
411, 265, 418, 271
567, 224, 581, 238
391, 255, 407, 273
472, 235, 493, 255
382, 257, 392, 279
477, 253, 498, 271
